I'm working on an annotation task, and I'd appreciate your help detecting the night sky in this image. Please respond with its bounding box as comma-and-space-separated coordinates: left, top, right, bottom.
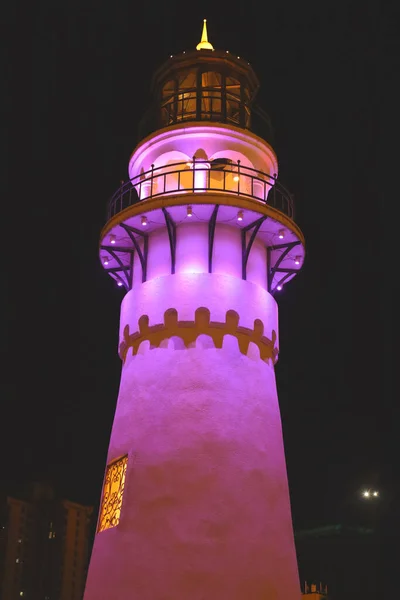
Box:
3, 0, 397, 587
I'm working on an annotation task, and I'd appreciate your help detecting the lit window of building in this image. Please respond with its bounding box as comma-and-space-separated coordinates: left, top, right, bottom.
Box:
97, 455, 128, 533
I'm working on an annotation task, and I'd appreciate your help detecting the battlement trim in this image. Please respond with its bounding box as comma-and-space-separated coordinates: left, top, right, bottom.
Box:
119, 307, 278, 364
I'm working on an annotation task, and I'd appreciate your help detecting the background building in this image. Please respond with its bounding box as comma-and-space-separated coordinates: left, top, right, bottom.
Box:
302, 582, 328, 599
0, 482, 93, 600
295, 524, 379, 600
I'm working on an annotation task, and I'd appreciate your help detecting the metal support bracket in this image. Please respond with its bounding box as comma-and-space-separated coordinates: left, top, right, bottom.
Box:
119, 222, 148, 283
267, 240, 301, 293
241, 216, 268, 280
100, 244, 134, 290
162, 208, 176, 274
208, 205, 219, 273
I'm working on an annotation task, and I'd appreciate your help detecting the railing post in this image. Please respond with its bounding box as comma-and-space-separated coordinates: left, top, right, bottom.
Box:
273, 172, 277, 206
120, 180, 124, 213
150, 164, 154, 198
192, 155, 196, 192
237, 160, 241, 194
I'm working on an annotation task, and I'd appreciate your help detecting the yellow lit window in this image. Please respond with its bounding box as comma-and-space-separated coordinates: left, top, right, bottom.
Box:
97, 455, 128, 533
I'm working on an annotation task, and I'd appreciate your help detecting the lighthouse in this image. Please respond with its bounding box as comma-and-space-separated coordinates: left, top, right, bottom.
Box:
84, 21, 305, 600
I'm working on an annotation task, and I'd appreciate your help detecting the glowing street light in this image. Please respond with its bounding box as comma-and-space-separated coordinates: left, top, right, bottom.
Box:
362, 489, 379, 499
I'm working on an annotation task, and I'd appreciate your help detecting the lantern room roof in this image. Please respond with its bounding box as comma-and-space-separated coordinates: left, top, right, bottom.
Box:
150, 21, 260, 100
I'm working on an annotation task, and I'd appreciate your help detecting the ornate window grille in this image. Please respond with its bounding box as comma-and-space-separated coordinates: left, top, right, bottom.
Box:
97, 455, 128, 533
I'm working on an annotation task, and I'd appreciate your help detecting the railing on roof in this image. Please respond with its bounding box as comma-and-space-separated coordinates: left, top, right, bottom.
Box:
106, 159, 294, 221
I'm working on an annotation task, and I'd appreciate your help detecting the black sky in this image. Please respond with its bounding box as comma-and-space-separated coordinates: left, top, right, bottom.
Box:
2, 0, 397, 553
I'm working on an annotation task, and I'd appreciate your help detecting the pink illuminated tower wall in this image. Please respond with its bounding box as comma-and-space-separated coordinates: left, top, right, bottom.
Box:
84, 21, 305, 600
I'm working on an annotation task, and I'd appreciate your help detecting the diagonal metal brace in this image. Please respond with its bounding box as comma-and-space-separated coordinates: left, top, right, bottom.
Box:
241, 216, 268, 279
162, 208, 176, 274
100, 245, 133, 290
119, 223, 148, 283
267, 240, 301, 292
208, 205, 219, 273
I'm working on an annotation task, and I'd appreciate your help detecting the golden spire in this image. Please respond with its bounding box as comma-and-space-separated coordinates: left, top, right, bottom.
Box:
196, 19, 214, 51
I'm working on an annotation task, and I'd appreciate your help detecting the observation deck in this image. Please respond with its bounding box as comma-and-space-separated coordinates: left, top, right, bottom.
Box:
107, 159, 293, 221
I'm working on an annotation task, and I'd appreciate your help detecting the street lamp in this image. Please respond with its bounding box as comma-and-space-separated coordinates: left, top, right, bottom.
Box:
362, 489, 379, 499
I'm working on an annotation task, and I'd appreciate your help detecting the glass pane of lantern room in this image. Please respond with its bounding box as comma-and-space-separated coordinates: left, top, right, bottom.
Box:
226, 76, 241, 125
201, 72, 222, 120
161, 80, 176, 126
242, 83, 251, 127
176, 69, 197, 122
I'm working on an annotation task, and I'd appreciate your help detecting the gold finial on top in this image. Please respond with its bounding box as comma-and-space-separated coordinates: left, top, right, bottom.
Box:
196, 19, 214, 51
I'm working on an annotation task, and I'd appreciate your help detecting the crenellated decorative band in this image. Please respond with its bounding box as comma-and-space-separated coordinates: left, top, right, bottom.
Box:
119, 307, 278, 365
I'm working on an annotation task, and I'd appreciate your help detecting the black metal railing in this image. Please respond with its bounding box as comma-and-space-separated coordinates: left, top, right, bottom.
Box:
107, 160, 294, 221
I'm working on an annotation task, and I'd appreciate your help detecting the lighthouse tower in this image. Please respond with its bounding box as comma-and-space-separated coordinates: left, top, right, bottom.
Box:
84, 21, 305, 600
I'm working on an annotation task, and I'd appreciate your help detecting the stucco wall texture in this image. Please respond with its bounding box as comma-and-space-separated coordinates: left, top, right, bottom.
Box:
84, 254, 302, 598
119, 272, 279, 350
84, 340, 300, 599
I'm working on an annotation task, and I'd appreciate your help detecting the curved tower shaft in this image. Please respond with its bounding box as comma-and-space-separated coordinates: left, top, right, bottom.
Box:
84, 21, 305, 600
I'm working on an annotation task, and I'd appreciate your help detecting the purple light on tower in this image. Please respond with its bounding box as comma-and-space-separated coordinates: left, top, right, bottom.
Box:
86, 20, 306, 600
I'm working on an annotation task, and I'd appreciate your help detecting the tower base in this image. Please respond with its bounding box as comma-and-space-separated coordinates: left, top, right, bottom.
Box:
84, 338, 300, 600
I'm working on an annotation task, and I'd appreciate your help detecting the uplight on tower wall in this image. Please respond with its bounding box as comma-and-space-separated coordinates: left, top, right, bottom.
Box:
84, 20, 305, 600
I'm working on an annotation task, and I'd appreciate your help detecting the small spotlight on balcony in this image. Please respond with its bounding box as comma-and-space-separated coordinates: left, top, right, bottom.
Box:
186, 161, 192, 168
103, 257, 109, 266
362, 490, 370, 498
110, 234, 116, 244
117, 281, 123, 287
294, 256, 301, 265
233, 175, 240, 182
373, 491, 379, 497
141, 216, 148, 226
278, 229, 285, 239
276, 285, 282, 291
237, 210, 244, 222
187, 206, 193, 217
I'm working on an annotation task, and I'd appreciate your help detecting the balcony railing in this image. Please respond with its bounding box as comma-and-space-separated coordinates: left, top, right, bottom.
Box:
107, 160, 294, 221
